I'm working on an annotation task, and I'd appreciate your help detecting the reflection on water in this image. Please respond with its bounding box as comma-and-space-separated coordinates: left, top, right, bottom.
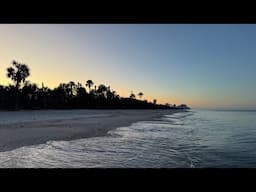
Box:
1, 109, 256, 168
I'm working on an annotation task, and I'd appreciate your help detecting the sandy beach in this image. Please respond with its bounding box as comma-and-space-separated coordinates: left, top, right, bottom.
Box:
0, 109, 179, 152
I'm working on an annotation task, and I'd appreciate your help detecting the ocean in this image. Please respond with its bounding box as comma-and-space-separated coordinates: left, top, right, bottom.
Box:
0, 109, 256, 168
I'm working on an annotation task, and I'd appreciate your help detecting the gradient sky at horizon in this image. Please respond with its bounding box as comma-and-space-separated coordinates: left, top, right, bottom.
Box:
0, 24, 256, 109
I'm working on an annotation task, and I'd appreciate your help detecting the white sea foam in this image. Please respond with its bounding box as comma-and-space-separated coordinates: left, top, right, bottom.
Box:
1, 109, 256, 168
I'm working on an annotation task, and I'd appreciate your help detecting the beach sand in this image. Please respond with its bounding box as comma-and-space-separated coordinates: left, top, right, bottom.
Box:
0, 109, 179, 152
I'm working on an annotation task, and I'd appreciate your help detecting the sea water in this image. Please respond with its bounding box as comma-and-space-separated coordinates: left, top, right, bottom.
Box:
1, 109, 256, 168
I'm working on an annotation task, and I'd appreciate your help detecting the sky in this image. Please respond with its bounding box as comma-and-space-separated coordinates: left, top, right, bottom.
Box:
0, 24, 256, 109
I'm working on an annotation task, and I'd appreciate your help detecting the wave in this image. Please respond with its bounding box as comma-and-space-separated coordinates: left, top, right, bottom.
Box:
1, 109, 255, 168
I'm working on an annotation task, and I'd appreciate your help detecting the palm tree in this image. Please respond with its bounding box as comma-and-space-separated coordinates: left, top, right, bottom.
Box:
153, 99, 157, 105
68, 81, 76, 97
7, 60, 30, 89
138, 92, 144, 99
97, 84, 107, 98
77, 86, 87, 97
86, 80, 94, 92
130, 93, 136, 99
77, 82, 82, 88
76, 82, 87, 97
7, 60, 30, 109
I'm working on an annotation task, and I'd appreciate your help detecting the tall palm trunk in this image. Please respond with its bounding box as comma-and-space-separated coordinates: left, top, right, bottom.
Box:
15, 82, 19, 110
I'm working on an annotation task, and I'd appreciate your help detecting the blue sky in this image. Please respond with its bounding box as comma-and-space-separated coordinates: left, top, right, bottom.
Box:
0, 24, 256, 109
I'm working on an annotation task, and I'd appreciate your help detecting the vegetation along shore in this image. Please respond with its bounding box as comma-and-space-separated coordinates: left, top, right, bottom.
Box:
0, 60, 189, 110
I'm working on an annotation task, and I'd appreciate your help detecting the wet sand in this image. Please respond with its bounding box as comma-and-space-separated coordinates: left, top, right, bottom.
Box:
0, 109, 180, 152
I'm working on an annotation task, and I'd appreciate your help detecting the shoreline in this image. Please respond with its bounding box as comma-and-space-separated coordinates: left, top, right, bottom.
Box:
0, 109, 182, 152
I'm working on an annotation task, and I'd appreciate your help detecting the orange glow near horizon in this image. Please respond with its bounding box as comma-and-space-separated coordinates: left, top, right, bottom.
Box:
1, 24, 256, 109
0, 25, 192, 107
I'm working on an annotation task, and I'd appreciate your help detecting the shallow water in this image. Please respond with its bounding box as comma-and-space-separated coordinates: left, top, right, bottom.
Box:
1, 109, 256, 168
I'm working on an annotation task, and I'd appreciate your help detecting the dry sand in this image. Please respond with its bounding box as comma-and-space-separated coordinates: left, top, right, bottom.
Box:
0, 109, 180, 152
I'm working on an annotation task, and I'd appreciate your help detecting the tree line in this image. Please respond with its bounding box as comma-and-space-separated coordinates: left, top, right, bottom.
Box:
0, 60, 172, 110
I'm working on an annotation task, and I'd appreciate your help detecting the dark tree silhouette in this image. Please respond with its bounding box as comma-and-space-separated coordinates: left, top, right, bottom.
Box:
7, 60, 30, 109
94, 85, 97, 90
0, 85, 6, 108
86, 80, 94, 92
7, 61, 30, 89
0, 60, 179, 110
97, 84, 107, 97
68, 81, 76, 97
41, 82, 48, 108
130, 93, 136, 99
138, 92, 144, 99
77, 82, 87, 97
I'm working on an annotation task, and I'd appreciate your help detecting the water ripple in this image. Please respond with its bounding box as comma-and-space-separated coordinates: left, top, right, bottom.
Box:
1, 109, 256, 168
